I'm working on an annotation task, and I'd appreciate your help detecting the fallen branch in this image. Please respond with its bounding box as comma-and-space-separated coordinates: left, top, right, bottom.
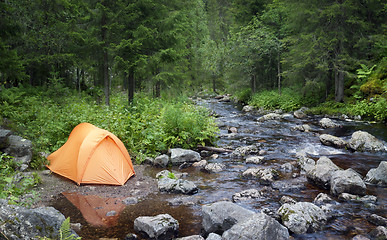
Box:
197, 145, 233, 153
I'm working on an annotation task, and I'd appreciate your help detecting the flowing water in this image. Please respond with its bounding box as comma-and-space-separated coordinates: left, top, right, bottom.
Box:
51, 99, 387, 239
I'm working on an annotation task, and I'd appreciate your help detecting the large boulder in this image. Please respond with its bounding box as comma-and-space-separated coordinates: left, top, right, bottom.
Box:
153, 154, 170, 167
347, 131, 385, 152
158, 177, 198, 195
0, 128, 12, 148
134, 214, 179, 240
202, 201, 255, 234
319, 134, 347, 148
169, 148, 201, 165
3, 135, 33, 170
306, 156, 341, 189
242, 167, 279, 185
277, 202, 327, 234
365, 161, 387, 186
296, 153, 315, 172
222, 213, 289, 240
0, 199, 72, 240
319, 118, 340, 128
330, 169, 366, 196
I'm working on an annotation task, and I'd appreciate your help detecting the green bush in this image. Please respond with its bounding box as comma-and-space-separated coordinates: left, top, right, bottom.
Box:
249, 88, 302, 112
349, 97, 387, 122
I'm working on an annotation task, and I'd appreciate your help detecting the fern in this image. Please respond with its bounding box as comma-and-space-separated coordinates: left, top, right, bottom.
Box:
59, 218, 81, 240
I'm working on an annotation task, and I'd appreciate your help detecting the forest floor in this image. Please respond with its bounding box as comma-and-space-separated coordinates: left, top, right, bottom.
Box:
31, 165, 158, 208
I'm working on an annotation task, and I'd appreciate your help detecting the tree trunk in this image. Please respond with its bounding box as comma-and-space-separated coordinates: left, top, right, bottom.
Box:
251, 74, 256, 93
128, 68, 135, 104
335, 68, 344, 102
101, 7, 109, 106
155, 80, 161, 98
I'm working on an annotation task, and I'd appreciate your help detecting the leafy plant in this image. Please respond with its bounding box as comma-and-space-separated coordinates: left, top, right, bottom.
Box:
59, 218, 81, 240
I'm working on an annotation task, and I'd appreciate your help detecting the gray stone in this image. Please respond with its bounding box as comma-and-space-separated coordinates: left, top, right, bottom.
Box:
123, 197, 138, 205
204, 163, 226, 173
231, 144, 260, 158
202, 201, 255, 234
257, 113, 283, 122
245, 156, 265, 164
279, 196, 296, 205
319, 118, 340, 128
306, 156, 340, 189
228, 127, 238, 133
242, 167, 279, 185
3, 135, 33, 167
277, 202, 327, 234
368, 214, 387, 227
134, 214, 179, 240
0, 201, 76, 240
352, 235, 370, 240
158, 177, 198, 195
154, 154, 170, 167
348, 131, 385, 152
296, 153, 315, 172
370, 226, 387, 240
279, 163, 294, 172
0, 128, 12, 148
124, 233, 139, 240
242, 105, 254, 112
330, 169, 366, 196
365, 161, 387, 186
319, 134, 347, 148
222, 213, 289, 240
106, 211, 117, 216
169, 148, 201, 165
192, 160, 208, 168
313, 193, 334, 205
176, 235, 205, 240
232, 189, 263, 202
206, 233, 222, 240
338, 193, 377, 204
294, 109, 307, 119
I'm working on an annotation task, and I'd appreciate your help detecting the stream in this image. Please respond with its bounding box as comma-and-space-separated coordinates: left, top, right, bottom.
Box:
51, 98, 387, 240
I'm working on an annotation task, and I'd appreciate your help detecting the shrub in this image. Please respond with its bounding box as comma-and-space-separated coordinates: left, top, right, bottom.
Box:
249, 88, 302, 112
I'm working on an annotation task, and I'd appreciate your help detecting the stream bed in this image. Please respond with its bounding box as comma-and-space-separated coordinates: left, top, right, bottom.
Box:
50, 98, 387, 239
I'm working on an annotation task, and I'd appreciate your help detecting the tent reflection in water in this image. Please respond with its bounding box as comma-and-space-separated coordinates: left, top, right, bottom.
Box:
63, 192, 126, 227
46, 122, 135, 185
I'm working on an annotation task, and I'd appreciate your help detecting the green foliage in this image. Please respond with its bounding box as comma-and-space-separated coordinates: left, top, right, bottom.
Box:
59, 218, 81, 240
301, 80, 326, 106
349, 98, 387, 122
234, 88, 252, 103
249, 88, 302, 112
0, 153, 41, 205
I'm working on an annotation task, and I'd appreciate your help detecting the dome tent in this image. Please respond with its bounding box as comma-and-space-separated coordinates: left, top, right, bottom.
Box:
47, 123, 135, 185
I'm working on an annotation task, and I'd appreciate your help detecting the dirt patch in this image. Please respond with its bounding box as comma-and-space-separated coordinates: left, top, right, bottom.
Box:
32, 164, 158, 208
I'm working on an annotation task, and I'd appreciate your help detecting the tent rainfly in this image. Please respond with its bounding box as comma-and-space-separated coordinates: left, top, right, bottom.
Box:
47, 122, 135, 185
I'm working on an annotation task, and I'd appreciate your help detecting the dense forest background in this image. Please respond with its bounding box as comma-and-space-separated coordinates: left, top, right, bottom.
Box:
1, 0, 386, 107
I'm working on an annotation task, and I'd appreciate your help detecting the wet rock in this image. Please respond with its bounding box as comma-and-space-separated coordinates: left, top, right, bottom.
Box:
218, 95, 231, 102
0, 199, 76, 240
352, 235, 370, 240
365, 161, 387, 186
330, 168, 366, 196
296, 153, 315, 172
320, 204, 342, 219
0, 128, 12, 148
245, 156, 265, 164
292, 124, 312, 132
169, 148, 201, 165
231, 144, 260, 158
306, 156, 341, 189
153, 154, 170, 167
210, 154, 218, 159
242, 167, 279, 185
339, 193, 377, 204
257, 113, 283, 122
228, 127, 238, 133
242, 105, 254, 112
368, 214, 387, 227
192, 160, 208, 168
206, 233, 222, 240
123, 197, 138, 205
370, 226, 387, 240
319, 134, 347, 148
134, 214, 179, 240
167, 196, 198, 206
232, 189, 263, 202
313, 193, 334, 205
271, 179, 307, 192
279, 163, 294, 172
202, 201, 255, 234
176, 235, 205, 240
294, 109, 307, 119
222, 213, 290, 240
279, 196, 296, 205
158, 177, 198, 195
319, 117, 340, 128
70, 222, 82, 232
204, 163, 226, 173
124, 233, 138, 240
277, 202, 327, 234
348, 131, 386, 152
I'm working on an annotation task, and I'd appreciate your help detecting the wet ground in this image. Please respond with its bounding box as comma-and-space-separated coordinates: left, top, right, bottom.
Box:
36, 98, 387, 239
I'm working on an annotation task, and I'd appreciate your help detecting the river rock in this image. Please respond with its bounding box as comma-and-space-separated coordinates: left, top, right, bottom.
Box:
330, 169, 366, 196
306, 156, 340, 189
192, 160, 208, 168
222, 213, 290, 240
365, 161, 387, 186
231, 144, 260, 158
242, 167, 279, 185
352, 235, 370, 240
319, 118, 340, 128
279, 162, 294, 172
176, 235, 205, 240
204, 163, 226, 173
228, 127, 238, 133
257, 113, 283, 122
169, 148, 201, 165
242, 105, 254, 112
347, 131, 386, 152
313, 193, 334, 205
0, 128, 12, 148
370, 226, 387, 240
277, 202, 327, 234
319, 134, 347, 148
218, 95, 231, 102
294, 109, 307, 119
232, 189, 263, 202
368, 214, 387, 227
3, 135, 33, 169
134, 214, 179, 240
279, 196, 296, 205
206, 233, 222, 240
338, 193, 377, 204
153, 154, 170, 167
245, 156, 265, 164
0, 199, 75, 240
124, 233, 139, 240
292, 124, 312, 132
158, 177, 198, 195
202, 201, 255, 234
296, 153, 315, 172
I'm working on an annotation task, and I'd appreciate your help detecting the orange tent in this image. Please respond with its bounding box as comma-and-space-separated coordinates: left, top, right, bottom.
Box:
47, 122, 135, 185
